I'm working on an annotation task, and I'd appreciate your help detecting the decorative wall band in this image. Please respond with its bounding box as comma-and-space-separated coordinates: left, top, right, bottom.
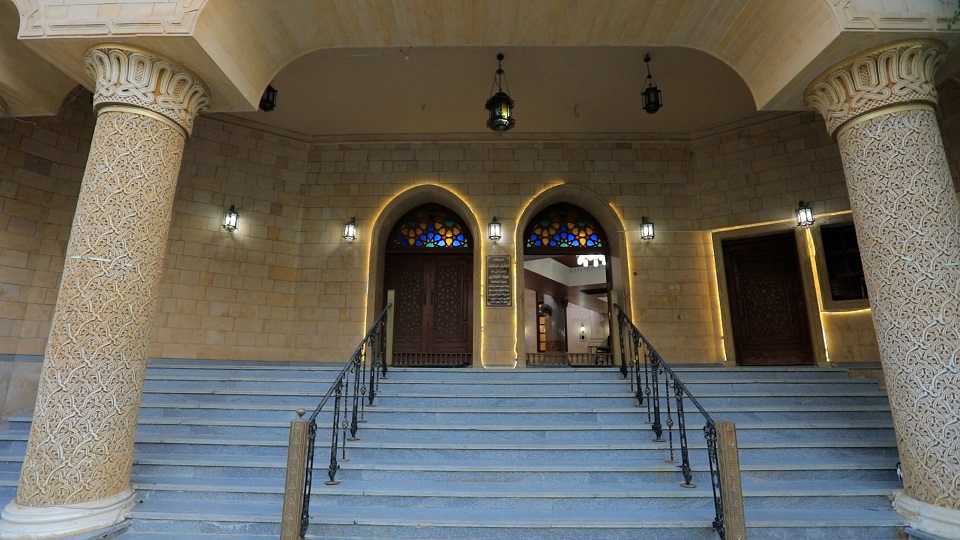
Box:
98, 105, 188, 139
804, 40, 945, 138
834, 102, 935, 141
83, 45, 209, 136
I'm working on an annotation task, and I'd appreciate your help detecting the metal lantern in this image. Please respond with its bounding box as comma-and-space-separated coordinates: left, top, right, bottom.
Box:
488, 216, 502, 243
222, 205, 239, 232
485, 53, 516, 132
642, 54, 662, 114
259, 84, 278, 112
796, 201, 815, 228
641, 216, 655, 241
343, 217, 357, 243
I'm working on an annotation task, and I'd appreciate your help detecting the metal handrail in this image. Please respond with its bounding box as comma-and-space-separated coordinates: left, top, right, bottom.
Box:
295, 304, 391, 539
614, 303, 726, 539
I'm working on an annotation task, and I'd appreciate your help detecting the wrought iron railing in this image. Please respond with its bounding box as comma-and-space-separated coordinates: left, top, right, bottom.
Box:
614, 303, 727, 539
295, 305, 391, 539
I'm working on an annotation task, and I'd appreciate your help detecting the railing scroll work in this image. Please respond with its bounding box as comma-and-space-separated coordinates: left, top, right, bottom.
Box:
281, 305, 391, 540
615, 304, 745, 540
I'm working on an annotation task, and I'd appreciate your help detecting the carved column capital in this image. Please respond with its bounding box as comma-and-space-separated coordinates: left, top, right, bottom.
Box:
82, 45, 210, 137
804, 40, 945, 138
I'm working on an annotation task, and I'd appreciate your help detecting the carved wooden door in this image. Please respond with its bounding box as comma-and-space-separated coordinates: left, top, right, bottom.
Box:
384, 254, 472, 366
722, 233, 813, 365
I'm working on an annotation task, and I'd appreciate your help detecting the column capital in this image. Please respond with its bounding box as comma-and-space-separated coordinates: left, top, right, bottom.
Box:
0, 95, 7, 119
804, 40, 946, 138
83, 45, 210, 137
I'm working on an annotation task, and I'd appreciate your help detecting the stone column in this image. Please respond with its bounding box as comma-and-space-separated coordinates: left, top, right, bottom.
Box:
806, 40, 960, 538
0, 45, 208, 538
0, 96, 7, 118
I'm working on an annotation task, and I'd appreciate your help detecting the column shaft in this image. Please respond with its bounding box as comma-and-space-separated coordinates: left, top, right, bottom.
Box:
0, 46, 208, 538
806, 40, 960, 531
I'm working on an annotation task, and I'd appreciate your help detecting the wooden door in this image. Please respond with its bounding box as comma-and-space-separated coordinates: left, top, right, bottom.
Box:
722, 233, 813, 365
384, 254, 472, 366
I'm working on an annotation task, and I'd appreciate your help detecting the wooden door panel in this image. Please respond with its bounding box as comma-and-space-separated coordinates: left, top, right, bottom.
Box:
723, 233, 813, 366
430, 257, 471, 352
384, 254, 472, 360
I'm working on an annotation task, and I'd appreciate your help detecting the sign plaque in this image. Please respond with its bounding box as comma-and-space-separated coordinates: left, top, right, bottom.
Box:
486, 255, 512, 307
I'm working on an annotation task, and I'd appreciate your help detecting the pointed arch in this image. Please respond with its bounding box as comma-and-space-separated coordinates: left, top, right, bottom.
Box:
367, 185, 482, 366
515, 185, 631, 364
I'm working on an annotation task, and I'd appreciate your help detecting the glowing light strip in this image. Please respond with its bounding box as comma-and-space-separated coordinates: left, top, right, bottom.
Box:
706, 234, 728, 362
804, 228, 833, 363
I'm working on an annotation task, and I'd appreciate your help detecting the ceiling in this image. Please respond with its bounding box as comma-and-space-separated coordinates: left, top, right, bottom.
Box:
219, 45, 759, 139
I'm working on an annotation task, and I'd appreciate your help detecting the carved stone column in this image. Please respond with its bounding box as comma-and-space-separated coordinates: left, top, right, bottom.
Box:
806, 40, 960, 538
0, 45, 208, 538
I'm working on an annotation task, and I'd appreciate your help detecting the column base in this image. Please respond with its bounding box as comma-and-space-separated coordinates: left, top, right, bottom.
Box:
0, 490, 134, 539
895, 491, 960, 540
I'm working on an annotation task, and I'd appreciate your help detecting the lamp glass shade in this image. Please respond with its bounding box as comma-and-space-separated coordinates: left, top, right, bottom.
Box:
488, 217, 502, 242
343, 218, 357, 243
222, 205, 239, 232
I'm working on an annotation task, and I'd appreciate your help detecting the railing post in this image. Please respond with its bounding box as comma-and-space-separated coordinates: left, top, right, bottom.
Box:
281, 409, 310, 540
716, 420, 747, 540
610, 294, 625, 377
385, 290, 396, 371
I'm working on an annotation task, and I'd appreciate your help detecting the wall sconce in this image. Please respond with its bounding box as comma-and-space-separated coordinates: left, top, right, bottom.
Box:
642, 53, 663, 114
342, 217, 357, 243
222, 205, 239, 232
641, 217, 655, 241
488, 216, 502, 243
579, 323, 587, 342
485, 53, 516, 132
796, 201, 815, 228
259, 84, 278, 112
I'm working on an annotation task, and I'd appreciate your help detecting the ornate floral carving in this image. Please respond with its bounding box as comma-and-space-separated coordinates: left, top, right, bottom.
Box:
837, 108, 960, 509
17, 108, 185, 505
805, 40, 945, 137
83, 46, 209, 136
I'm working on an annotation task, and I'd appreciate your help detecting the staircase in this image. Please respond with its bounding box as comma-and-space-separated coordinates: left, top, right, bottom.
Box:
0, 361, 904, 539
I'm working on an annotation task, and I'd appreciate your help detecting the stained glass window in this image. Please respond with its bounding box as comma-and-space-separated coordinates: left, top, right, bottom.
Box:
390, 205, 472, 249
524, 204, 606, 250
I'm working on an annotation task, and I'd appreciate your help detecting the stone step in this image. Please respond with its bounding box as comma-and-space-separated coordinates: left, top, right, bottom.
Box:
299, 505, 904, 540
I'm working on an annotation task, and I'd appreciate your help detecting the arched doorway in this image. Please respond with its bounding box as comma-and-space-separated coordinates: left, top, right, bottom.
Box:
522, 204, 612, 366
384, 204, 474, 367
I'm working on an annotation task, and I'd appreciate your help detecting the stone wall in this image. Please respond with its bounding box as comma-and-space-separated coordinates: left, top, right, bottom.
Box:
9, 81, 960, 368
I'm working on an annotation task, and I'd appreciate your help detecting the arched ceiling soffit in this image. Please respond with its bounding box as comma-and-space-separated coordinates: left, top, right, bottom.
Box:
6, 0, 959, 124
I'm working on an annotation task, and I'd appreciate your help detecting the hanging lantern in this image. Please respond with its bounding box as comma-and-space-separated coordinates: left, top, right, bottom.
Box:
485, 53, 516, 132
343, 217, 357, 243
642, 54, 662, 114
488, 216, 502, 243
259, 84, 278, 112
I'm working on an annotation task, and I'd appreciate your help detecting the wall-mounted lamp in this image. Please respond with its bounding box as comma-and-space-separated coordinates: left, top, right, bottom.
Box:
259, 84, 278, 112
641, 217, 655, 241
343, 217, 357, 243
488, 216, 502, 243
485, 53, 516, 132
222, 205, 239, 232
796, 201, 815, 228
579, 323, 587, 342
642, 54, 663, 114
